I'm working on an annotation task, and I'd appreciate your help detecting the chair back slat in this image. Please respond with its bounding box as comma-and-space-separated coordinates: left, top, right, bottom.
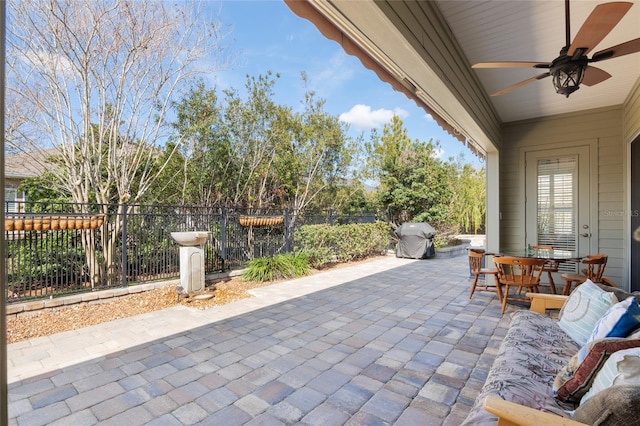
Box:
469, 249, 485, 273
582, 254, 608, 283
494, 256, 545, 285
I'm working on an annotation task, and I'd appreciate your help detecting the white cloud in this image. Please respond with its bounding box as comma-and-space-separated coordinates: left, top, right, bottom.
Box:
315, 51, 349, 81
26, 50, 75, 77
432, 148, 445, 158
308, 51, 356, 96
339, 104, 408, 130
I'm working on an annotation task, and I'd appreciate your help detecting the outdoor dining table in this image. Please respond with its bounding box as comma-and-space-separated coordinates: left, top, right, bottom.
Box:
493, 247, 582, 262
480, 248, 583, 290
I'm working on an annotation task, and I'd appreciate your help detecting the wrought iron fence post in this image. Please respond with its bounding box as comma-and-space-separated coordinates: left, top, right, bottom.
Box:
220, 206, 227, 271
121, 201, 128, 287
284, 208, 291, 253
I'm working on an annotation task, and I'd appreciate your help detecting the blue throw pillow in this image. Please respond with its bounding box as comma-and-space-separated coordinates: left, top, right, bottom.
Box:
592, 297, 640, 338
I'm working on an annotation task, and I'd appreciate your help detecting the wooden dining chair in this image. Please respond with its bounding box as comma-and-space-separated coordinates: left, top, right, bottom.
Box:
494, 256, 546, 314
561, 254, 608, 295
531, 245, 559, 294
469, 249, 502, 302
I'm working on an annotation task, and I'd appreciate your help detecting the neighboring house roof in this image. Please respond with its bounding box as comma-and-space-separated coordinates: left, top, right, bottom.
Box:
5, 148, 60, 180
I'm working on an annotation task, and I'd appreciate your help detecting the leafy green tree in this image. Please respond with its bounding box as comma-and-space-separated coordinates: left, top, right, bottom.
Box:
221, 72, 293, 207
366, 115, 452, 225
154, 81, 232, 206
18, 171, 70, 205
142, 142, 187, 205
164, 72, 357, 214
449, 160, 486, 233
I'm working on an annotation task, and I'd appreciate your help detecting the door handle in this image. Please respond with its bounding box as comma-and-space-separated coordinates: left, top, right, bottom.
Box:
580, 232, 591, 237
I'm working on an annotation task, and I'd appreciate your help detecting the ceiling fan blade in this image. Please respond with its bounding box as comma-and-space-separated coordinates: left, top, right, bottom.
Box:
592, 38, 640, 61
568, 2, 633, 57
581, 66, 612, 86
473, 61, 551, 69
490, 73, 551, 97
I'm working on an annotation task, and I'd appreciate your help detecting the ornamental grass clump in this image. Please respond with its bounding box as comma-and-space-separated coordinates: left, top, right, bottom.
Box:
242, 252, 311, 282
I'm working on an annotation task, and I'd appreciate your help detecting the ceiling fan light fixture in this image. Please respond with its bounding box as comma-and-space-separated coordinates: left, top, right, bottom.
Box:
551, 55, 587, 98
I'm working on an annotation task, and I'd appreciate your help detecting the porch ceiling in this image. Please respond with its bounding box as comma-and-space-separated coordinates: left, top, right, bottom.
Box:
437, 0, 640, 123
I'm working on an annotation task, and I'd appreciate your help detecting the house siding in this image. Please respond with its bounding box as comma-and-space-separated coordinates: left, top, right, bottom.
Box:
623, 78, 640, 143
501, 107, 626, 288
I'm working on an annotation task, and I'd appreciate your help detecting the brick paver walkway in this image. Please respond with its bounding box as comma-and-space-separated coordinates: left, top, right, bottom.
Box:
8, 255, 514, 425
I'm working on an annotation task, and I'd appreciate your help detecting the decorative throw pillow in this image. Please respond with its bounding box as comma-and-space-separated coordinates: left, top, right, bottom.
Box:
587, 297, 640, 342
558, 279, 618, 346
573, 385, 640, 425
580, 347, 640, 405
553, 338, 640, 402
574, 297, 640, 363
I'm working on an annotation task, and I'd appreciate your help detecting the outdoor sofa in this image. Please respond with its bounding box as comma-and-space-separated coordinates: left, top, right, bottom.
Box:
462, 280, 640, 425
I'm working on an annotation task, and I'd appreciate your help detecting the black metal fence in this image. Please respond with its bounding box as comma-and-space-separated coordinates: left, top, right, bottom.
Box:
4, 201, 377, 303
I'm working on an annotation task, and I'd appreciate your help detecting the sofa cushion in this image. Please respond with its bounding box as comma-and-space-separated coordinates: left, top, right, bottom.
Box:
573, 385, 640, 425
558, 280, 617, 346
552, 338, 640, 402
461, 310, 580, 425
580, 347, 640, 404
587, 297, 640, 342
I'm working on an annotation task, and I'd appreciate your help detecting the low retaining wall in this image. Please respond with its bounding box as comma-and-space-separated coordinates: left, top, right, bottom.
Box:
435, 239, 471, 258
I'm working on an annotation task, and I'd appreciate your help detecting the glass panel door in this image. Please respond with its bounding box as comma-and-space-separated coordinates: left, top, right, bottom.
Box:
536, 156, 577, 253
526, 146, 592, 273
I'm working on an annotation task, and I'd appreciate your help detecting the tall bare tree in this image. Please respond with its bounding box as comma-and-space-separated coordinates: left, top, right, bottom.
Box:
6, 0, 231, 285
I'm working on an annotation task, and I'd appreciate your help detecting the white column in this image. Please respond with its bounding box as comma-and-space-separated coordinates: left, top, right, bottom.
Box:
485, 151, 500, 284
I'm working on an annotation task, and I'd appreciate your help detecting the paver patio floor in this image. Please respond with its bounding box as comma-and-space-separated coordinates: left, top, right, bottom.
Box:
8, 255, 516, 425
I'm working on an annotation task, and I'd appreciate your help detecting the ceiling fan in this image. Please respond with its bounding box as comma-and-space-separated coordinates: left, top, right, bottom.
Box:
472, 1, 640, 97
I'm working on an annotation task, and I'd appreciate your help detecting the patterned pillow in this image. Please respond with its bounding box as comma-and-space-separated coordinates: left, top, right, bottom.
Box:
558, 280, 618, 346
580, 347, 640, 405
553, 338, 640, 402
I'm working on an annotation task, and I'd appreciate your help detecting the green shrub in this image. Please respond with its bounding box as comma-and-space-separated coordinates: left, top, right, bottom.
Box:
430, 221, 461, 249
294, 221, 391, 268
6, 232, 87, 293
300, 246, 333, 269
242, 252, 311, 282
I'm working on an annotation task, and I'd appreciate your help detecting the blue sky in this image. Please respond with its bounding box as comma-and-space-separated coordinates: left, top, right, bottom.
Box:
212, 0, 483, 167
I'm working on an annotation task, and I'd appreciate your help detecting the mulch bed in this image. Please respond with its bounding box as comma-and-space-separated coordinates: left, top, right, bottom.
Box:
6, 256, 385, 344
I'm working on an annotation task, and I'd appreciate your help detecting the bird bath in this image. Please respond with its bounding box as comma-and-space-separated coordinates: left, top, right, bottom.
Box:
171, 231, 211, 294
170, 231, 210, 247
